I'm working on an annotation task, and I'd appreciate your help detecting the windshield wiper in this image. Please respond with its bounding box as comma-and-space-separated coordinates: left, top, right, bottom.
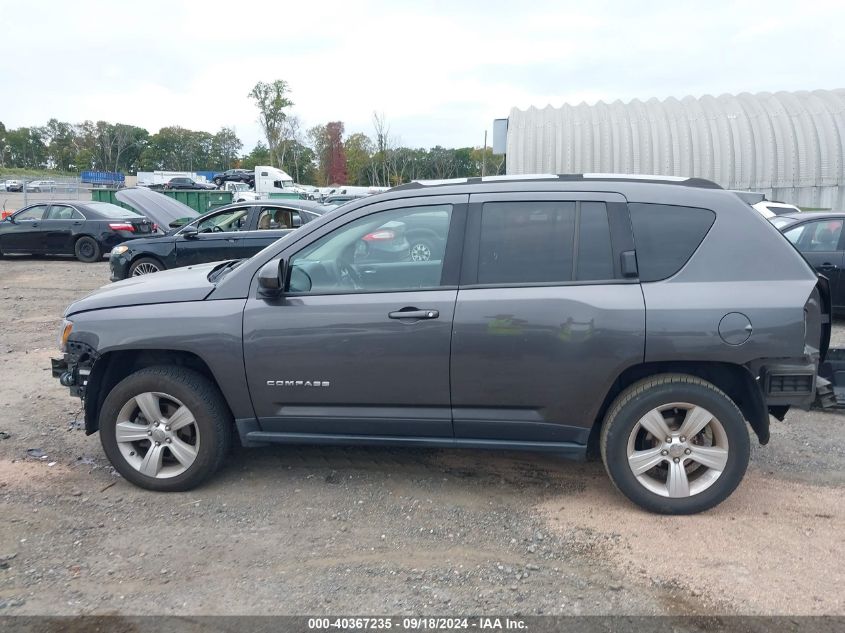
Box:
208, 259, 243, 283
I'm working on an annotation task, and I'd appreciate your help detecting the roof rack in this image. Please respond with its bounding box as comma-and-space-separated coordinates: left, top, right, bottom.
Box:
391, 173, 722, 191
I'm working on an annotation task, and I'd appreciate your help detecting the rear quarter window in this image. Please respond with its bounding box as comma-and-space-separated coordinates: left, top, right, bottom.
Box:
629, 203, 716, 282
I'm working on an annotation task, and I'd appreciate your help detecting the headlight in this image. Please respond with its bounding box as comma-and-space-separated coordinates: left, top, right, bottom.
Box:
59, 319, 73, 352
111, 245, 129, 256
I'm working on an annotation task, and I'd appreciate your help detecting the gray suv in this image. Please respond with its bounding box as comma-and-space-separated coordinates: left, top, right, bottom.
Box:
52, 175, 831, 514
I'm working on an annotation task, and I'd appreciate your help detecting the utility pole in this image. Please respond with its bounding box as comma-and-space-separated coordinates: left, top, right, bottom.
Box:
482, 130, 487, 177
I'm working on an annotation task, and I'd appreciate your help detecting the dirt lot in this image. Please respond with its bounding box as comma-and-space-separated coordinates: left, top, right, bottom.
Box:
0, 257, 843, 616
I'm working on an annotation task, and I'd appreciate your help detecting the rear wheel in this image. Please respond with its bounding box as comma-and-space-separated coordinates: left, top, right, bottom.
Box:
409, 237, 435, 262
600, 374, 750, 514
214, 177, 223, 187
99, 366, 232, 491
129, 257, 165, 277
74, 236, 101, 263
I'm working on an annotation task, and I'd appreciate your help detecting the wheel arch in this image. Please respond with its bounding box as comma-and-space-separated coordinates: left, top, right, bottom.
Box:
587, 360, 768, 458
84, 349, 231, 435
128, 253, 166, 273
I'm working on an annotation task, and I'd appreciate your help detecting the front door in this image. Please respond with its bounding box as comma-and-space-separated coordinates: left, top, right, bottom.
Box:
1, 205, 50, 253
243, 195, 466, 438
175, 206, 250, 266
450, 192, 646, 445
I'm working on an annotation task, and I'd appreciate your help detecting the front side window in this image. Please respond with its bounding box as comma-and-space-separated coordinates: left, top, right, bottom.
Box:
15, 205, 48, 221
288, 204, 452, 294
192, 208, 249, 233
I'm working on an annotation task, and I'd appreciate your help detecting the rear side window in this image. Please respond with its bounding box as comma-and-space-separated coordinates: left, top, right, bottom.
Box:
477, 201, 614, 284
629, 203, 716, 282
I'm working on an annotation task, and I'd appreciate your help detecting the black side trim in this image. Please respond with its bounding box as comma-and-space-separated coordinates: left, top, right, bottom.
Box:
244, 432, 587, 458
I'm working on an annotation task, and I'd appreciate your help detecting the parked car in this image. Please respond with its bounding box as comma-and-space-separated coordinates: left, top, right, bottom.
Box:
323, 194, 369, 206
211, 169, 255, 188
52, 174, 830, 515
109, 200, 325, 279
115, 187, 199, 231
0, 201, 155, 262
164, 177, 217, 191
776, 211, 845, 310
754, 200, 801, 218
5, 180, 23, 192
25, 180, 57, 192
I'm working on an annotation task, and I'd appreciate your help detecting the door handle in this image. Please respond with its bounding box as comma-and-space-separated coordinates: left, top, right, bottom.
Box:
226, 238, 239, 243
388, 308, 439, 320
819, 263, 838, 270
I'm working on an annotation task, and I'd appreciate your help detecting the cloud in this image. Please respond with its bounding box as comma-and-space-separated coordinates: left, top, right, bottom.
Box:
1, 0, 843, 150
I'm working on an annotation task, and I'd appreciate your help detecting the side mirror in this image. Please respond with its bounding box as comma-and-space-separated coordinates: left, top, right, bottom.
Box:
181, 225, 198, 239
258, 258, 286, 296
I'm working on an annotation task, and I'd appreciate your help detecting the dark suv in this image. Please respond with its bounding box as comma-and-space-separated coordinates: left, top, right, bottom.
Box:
51, 175, 830, 514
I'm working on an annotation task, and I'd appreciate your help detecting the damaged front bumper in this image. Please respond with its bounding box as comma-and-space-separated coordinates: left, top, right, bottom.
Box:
51, 340, 97, 399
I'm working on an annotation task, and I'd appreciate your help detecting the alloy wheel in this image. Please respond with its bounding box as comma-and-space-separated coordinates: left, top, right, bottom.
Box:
114, 392, 200, 479
132, 262, 160, 276
626, 402, 729, 498
410, 242, 432, 261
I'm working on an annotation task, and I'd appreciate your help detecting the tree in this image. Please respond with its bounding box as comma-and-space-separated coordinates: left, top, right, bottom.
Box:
241, 142, 271, 170
325, 122, 348, 185
307, 124, 329, 184
345, 132, 374, 186
248, 80, 293, 168
211, 127, 243, 170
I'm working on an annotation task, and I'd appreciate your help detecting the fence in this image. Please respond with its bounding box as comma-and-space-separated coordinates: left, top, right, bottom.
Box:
1, 176, 92, 211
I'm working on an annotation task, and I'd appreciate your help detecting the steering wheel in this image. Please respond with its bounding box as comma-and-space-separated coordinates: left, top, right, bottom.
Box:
211, 225, 224, 233
336, 258, 362, 290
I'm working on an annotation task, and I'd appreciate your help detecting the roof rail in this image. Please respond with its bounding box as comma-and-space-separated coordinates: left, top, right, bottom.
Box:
390, 173, 722, 191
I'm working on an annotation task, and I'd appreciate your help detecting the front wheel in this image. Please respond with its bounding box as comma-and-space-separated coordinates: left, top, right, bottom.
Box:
74, 236, 101, 263
99, 366, 232, 491
600, 374, 750, 514
129, 257, 165, 277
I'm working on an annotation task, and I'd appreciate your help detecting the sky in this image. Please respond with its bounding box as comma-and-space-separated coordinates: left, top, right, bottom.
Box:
1, 0, 843, 151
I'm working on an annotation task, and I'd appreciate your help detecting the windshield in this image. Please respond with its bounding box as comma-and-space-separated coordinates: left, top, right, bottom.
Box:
86, 202, 140, 218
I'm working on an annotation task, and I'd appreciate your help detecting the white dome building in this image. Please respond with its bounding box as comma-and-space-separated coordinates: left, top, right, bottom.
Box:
502, 90, 845, 209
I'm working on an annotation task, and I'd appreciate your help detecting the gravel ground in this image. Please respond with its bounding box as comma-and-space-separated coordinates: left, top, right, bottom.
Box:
0, 256, 843, 616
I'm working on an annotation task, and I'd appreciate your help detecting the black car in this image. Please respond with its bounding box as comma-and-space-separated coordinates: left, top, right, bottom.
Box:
164, 177, 217, 191
109, 200, 326, 279
211, 169, 254, 188
775, 211, 845, 309
0, 201, 155, 262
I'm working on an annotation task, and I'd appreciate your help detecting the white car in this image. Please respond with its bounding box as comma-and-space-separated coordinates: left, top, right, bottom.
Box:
753, 200, 801, 218
25, 180, 57, 192
4, 179, 22, 192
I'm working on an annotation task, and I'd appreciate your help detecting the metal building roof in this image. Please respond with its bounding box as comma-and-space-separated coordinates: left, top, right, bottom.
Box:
505, 89, 845, 209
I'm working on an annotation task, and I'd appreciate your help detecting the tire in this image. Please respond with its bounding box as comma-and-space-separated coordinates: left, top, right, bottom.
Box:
600, 374, 750, 515
74, 236, 101, 263
214, 178, 223, 187
129, 256, 165, 277
408, 237, 436, 262
99, 366, 232, 492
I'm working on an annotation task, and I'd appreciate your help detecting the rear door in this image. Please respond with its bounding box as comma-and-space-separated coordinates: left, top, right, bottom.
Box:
175, 206, 249, 266
43, 204, 83, 253
783, 218, 845, 307
241, 205, 301, 257
1, 205, 50, 253
450, 192, 645, 445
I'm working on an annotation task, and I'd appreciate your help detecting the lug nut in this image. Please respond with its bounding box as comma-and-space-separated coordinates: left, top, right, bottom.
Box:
147, 430, 152, 436
165, 438, 171, 444
154, 422, 159, 427
673, 457, 680, 463
165, 426, 171, 431
666, 437, 672, 443
684, 448, 692, 455
155, 441, 161, 446
680, 436, 686, 442
661, 449, 668, 456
